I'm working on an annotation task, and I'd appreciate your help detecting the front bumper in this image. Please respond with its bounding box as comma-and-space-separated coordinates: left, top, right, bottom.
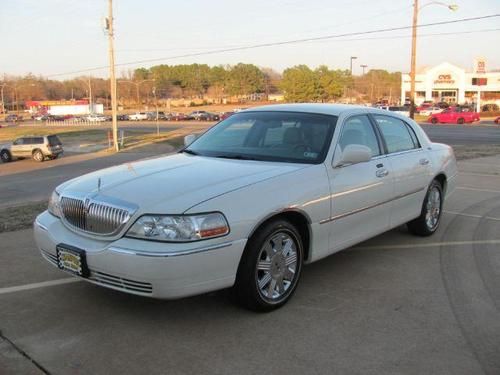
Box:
34, 211, 247, 299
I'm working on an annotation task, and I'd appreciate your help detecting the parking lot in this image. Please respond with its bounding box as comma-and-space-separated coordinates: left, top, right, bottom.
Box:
1, 146, 500, 373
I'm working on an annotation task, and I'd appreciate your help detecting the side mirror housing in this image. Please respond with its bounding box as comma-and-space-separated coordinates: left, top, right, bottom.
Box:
184, 134, 197, 147
334, 144, 372, 167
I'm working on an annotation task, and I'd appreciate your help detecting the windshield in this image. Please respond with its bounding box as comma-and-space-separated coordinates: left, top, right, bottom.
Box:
185, 111, 338, 164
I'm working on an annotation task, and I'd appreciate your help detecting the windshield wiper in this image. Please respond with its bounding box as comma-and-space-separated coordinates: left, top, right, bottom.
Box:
213, 154, 259, 161
181, 149, 199, 156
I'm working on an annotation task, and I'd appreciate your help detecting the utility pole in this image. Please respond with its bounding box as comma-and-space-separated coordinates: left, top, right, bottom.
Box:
106, 0, 119, 151
409, 0, 418, 119
88, 76, 93, 113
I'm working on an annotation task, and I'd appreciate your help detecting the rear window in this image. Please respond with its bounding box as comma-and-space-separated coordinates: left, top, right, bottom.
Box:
47, 135, 62, 146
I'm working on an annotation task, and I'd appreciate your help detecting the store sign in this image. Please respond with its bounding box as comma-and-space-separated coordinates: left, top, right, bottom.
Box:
433, 74, 455, 85
474, 58, 486, 74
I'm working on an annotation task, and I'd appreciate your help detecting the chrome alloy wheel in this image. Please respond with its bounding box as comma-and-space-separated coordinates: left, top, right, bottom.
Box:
255, 231, 299, 301
425, 186, 441, 230
33, 151, 43, 162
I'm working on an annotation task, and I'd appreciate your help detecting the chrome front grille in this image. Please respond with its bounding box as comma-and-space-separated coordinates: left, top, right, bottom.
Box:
60, 196, 132, 235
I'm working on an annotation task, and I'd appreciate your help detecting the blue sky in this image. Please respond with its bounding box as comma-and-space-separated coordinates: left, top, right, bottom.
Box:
1, 0, 499, 79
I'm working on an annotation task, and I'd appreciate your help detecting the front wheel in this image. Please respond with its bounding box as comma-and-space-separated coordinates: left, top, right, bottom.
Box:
431, 117, 438, 124
232, 219, 304, 312
407, 180, 443, 236
457, 118, 465, 124
0, 149, 12, 162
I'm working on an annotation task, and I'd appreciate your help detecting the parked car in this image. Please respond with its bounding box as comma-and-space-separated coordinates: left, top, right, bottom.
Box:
428, 106, 480, 124
416, 101, 434, 112
5, 114, 23, 122
34, 104, 457, 311
117, 114, 129, 121
128, 112, 148, 121
170, 112, 190, 121
189, 110, 208, 120
220, 111, 235, 120
197, 112, 220, 121
418, 107, 442, 116
1, 135, 63, 163
495, 117, 499, 124
86, 114, 107, 122
378, 106, 410, 117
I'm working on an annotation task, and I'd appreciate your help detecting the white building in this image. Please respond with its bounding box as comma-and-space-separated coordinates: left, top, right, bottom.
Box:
401, 62, 500, 107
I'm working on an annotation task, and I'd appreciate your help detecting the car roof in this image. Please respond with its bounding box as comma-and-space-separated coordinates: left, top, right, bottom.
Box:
246, 103, 415, 120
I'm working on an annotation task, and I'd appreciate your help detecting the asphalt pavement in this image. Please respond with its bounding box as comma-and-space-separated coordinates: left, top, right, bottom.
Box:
0, 155, 499, 374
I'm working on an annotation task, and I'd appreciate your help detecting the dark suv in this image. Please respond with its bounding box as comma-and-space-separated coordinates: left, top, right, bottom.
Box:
0, 135, 64, 162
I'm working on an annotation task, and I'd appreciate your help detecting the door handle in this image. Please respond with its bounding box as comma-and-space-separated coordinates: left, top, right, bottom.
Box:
376, 169, 389, 178
419, 158, 430, 165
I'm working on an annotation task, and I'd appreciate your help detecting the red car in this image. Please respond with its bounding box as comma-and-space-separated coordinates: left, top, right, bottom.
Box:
428, 107, 480, 124
220, 111, 235, 120
495, 117, 499, 124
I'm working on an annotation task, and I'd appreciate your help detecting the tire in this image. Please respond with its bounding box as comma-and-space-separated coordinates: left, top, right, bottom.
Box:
0, 149, 12, 163
407, 180, 443, 236
32, 149, 44, 162
431, 117, 438, 124
232, 219, 304, 312
50, 154, 59, 160
457, 118, 465, 124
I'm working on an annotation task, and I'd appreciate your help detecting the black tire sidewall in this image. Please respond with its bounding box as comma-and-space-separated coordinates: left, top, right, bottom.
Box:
0, 150, 11, 162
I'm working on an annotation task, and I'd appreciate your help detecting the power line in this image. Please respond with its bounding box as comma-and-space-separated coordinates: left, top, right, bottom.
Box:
47, 13, 499, 78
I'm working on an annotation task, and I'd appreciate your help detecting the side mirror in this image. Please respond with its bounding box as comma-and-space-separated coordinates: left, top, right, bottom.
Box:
334, 144, 371, 167
184, 134, 197, 147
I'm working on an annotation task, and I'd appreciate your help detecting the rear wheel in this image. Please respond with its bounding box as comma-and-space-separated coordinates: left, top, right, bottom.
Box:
0, 149, 12, 162
32, 149, 44, 162
431, 117, 438, 124
457, 117, 465, 124
407, 180, 443, 236
232, 219, 304, 312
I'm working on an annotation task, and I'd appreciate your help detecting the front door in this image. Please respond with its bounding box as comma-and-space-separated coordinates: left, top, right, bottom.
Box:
326, 114, 394, 253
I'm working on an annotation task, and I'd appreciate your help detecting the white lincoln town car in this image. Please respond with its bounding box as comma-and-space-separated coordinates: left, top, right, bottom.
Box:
34, 104, 457, 311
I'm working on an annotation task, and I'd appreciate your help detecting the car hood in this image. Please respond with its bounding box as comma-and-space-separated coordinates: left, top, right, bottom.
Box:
58, 153, 308, 213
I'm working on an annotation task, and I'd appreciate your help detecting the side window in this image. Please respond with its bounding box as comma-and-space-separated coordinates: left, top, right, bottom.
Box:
34, 137, 44, 144
373, 115, 418, 154
13, 138, 24, 145
339, 115, 381, 157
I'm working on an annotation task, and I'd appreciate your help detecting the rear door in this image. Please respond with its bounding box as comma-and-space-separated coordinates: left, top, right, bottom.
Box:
372, 114, 433, 227
327, 114, 394, 250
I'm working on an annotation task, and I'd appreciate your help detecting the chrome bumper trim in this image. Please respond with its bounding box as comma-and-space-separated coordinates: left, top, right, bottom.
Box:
107, 241, 234, 257
35, 218, 48, 231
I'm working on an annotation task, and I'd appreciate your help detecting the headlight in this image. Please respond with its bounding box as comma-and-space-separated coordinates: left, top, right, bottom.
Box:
126, 213, 229, 242
48, 190, 62, 218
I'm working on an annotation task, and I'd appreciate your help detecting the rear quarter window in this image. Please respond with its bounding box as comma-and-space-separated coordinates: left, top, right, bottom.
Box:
47, 135, 62, 146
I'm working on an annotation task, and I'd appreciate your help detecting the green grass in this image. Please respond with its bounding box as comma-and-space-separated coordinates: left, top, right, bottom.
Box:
0, 201, 47, 233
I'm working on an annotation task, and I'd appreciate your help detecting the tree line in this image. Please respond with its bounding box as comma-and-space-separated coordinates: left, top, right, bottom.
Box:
1, 63, 401, 108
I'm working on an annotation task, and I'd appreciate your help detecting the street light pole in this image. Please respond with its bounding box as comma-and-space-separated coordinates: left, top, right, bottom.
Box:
360, 64, 368, 75
153, 86, 159, 137
350, 56, 357, 75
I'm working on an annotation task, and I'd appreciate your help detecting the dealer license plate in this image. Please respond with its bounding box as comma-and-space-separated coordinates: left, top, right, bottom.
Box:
56, 245, 89, 277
